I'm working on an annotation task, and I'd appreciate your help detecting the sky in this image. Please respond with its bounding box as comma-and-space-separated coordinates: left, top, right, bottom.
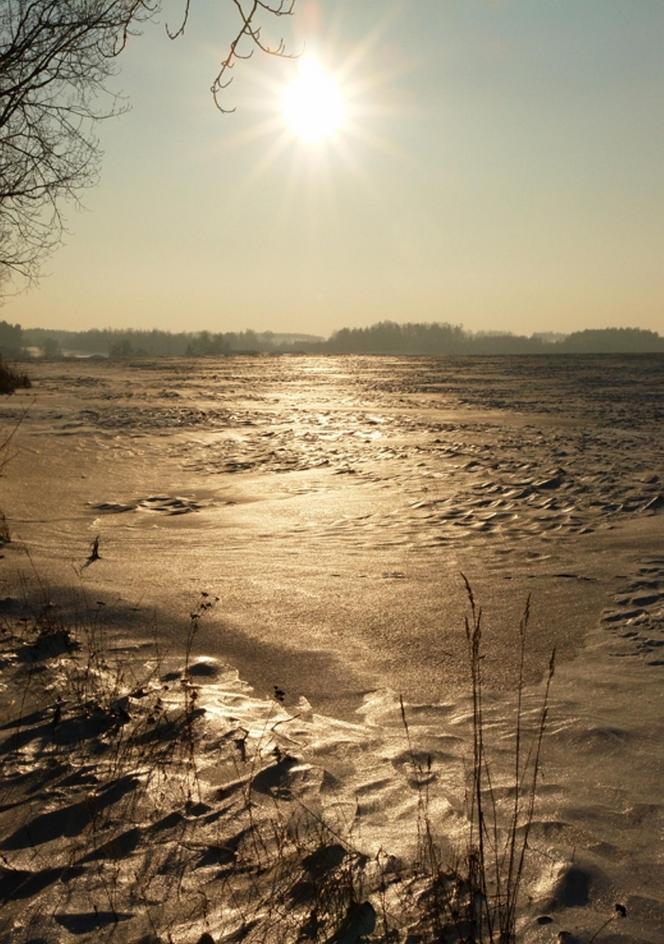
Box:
5, 0, 664, 337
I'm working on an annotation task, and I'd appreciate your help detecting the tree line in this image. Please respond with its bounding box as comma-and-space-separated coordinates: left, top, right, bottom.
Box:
5, 320, 664, 358
325, 322, 664, 355
16, 326, 324, 357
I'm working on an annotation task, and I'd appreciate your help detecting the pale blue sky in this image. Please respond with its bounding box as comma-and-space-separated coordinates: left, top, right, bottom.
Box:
6, 0, 664, 335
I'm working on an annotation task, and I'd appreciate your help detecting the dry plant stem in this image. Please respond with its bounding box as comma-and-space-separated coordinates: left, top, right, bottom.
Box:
461, 573, 555, 944
587, 907, 627, 943
508, 646, 555, 934
463, 575, 490, 942
503, 596, 530, 919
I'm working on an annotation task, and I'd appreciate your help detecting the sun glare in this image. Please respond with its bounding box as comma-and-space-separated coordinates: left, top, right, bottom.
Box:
281, 58, 345, 143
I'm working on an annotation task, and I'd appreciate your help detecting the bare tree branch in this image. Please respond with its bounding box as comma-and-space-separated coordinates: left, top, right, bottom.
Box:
209, 0, 297, 113
0, 0, 298, 292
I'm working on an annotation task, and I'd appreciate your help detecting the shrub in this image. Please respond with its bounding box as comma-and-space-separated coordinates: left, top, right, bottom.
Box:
0, 358, 31, 395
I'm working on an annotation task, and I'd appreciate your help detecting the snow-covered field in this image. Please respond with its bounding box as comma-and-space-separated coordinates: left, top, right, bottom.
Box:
1, 355, 662, 942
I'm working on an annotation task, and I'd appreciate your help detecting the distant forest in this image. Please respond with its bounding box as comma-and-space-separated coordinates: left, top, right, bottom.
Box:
324, 323, 664, 355
3, 320, 664, 358
16, 327, 322, 357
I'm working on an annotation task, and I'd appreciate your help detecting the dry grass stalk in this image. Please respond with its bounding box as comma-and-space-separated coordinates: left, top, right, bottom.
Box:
461, 573, 555, 944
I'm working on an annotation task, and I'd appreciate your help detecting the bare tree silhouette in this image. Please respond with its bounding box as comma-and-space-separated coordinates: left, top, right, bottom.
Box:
0, 0, 297, 291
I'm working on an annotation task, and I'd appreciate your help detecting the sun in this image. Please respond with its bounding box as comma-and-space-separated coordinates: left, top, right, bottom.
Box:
280, 57, 346, 143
